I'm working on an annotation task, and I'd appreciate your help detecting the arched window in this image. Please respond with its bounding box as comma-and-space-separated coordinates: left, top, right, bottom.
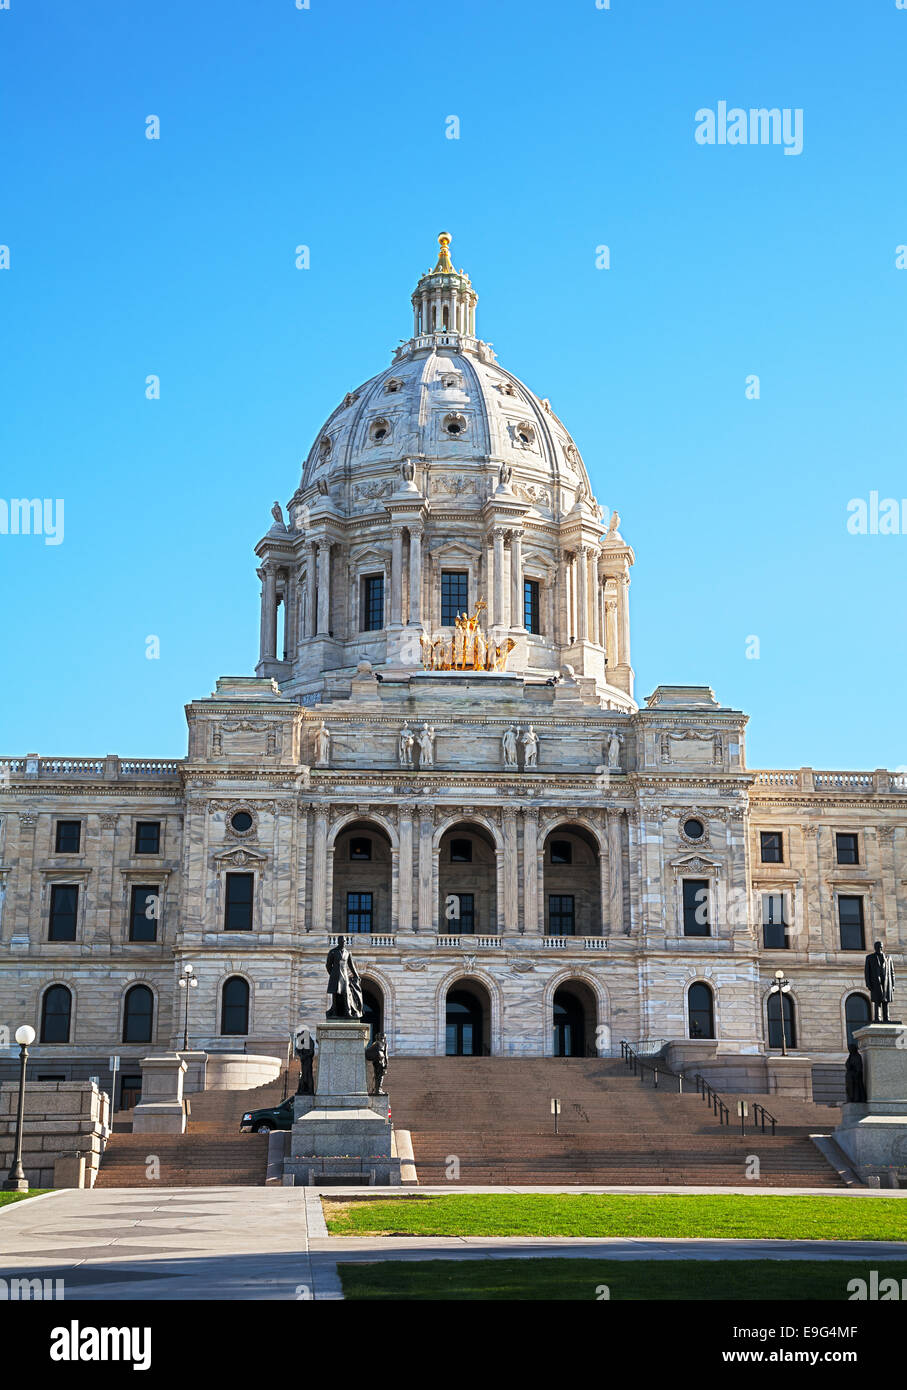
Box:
221, 977, 250, 1036
122, 985, 154, 1044
845, 993, 871, 1046
40, 985, 72, 1044
767, 991, 797, 1050
688, 982, 715, 1040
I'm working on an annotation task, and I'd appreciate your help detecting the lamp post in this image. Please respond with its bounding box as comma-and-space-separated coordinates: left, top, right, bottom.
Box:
3, 1025, 37, 1192
178, 965, 198, 1051
771, 970, 792, 1057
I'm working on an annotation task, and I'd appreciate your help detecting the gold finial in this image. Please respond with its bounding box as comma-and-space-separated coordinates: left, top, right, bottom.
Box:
433, 231, 454, 274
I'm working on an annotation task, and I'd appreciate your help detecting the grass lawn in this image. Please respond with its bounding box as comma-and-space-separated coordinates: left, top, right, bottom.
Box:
324, 1193, 907, 1242
338, 1257, 907, 1301
0, 1190, 48, 1209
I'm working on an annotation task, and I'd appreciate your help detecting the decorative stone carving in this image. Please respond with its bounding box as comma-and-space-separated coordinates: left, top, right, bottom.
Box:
605, 730, 623, 770
402, 958, 430, 971
502, 726, 519, 767
521, 725, 540, 769
398, 723, 416, 767
417, 724, 435, 767
430, 474, 478, 498
353, 480, 394, 502
314, 721, 331, 767
513, 482, 551, 507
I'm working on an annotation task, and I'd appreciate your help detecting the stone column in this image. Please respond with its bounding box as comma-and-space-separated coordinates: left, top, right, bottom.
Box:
801, 825, 823, 952
605, 595, 618, 668
555, 551, 568, 647
418, 808, 433, 932
407, 526, 423, 625
598, 818, 610, 936
397, 804, 414, 932
260, 564, 278, 661
503, 809, 518, 934
94, 813, 119, 943
305, 543, 317, 638
521, 806, 539, 935
576, 546, 589, 641
510, 530, 523, 629
285, 568, 300, 659
607, 809, 624, 935
316, 542, 331, 635
492, 527, 506, 627
311, 808, 329, 929
588, 551, 601, 644
877, 827, 899, 944
617, 573, 631, 667
390, 526, 404, 625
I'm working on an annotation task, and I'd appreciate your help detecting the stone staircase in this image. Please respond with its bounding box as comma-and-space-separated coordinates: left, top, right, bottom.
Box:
387, 1057, 847, 1187
95, 1070, 295, 1188
95, 1055, 847, 1189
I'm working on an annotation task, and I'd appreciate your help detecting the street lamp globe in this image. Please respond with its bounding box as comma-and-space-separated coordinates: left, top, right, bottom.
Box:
15, 1026, 36, 1046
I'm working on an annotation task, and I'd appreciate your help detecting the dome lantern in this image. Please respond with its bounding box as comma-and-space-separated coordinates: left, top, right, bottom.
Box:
410, 232, 478, 341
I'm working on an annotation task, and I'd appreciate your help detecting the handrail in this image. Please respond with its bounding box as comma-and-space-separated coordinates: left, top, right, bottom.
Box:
619, 1040, 771, 1133
752, 1102, 777, 1136
693, 1072, 731, 1127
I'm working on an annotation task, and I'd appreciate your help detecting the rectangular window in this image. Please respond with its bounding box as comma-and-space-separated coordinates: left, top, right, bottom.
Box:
836, 833, 859, 866
441, 571, 468, 626
760, 831, 783, 864
346, 891, 373, 933
548, 894, 576, 936
838, 895, 865, 951
129, 885, 159, 942
49, 884, 79, 941
449, 892, 475, 933
361, 574, 384, 632
549, 840, 572, 865
135, 821, 161, 855
449, 839, 472, 863
349, 837, 372, 861
224, 872, 254, 931
762, 892, 788, 949
524, 578, 541, 634
55, 821, 81, 854
682, 878, 710, 936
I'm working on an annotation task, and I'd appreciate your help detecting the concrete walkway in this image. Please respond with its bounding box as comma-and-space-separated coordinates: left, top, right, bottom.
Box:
0, 1187, 904, 1301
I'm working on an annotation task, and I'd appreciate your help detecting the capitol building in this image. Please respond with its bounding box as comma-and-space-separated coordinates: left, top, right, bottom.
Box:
2, 234, 904, 1104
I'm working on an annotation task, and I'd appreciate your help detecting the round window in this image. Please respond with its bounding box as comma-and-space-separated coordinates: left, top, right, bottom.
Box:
230, 811, 253, 833
683, 817, 704, 840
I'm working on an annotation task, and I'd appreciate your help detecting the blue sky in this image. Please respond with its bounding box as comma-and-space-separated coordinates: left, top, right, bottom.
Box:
1, 0, 905, 769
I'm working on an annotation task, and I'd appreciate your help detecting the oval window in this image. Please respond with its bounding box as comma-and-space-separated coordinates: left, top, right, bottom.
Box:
230, 811, 253, 833
683, 818, 704, 840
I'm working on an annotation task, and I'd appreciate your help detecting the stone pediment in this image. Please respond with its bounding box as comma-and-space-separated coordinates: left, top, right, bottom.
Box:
669, 852, 722, 877
213, 846, 269, 868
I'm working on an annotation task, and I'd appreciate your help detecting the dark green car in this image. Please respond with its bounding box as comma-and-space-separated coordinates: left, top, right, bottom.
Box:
239, 1097, 294, 1134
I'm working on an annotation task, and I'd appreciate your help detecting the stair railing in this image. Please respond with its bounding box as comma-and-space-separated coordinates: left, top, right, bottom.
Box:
620, 1040, 739, 1129
693, 1073, 730, 1127
752, 1102, 778, 1136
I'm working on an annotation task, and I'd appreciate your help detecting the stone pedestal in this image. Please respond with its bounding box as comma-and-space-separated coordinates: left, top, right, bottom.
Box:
834, 1025, 907, 1185
132, 1054, 187, 1134
283, 1021, 401, 1185
766, 1055, 814, 1100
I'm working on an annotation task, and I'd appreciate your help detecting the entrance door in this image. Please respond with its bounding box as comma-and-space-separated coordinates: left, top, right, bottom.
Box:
445, 989, 483, 1056
553, 989, 586, 1057
119, 1074, 143, 1110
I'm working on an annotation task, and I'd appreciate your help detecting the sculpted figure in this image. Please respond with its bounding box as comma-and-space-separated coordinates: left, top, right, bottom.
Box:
845, 1043, 867, 1103
365, 1032, 389, 1095
294, 1029, 316, 1096
399, 722, 415, 766
417, 723, 435, 767
521, 725, 539, 768
498, 461, 513, 488
502, 725, 519, 767
606, 730, 623, 770
864, 940, 896, 1023
314, 720, 331, 766
271, 500, 286, 529
325, 935, 363, 1020
401, 457, 415, 484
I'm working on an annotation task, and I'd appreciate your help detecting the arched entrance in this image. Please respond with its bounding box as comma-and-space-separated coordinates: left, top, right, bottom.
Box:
438, 822, 497, 935
543, 825, 602, 936
331, 820, 392, 934
361, 981, 384, 1043
445, 980, 490, 1056
552, 981, 596, 1056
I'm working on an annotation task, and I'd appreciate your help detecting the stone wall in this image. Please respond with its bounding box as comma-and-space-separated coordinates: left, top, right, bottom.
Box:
0, 1080, 110, 1188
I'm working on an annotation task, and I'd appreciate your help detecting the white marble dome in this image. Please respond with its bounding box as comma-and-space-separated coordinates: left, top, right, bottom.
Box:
292, 338, 598, 527
257, 234, 634, 709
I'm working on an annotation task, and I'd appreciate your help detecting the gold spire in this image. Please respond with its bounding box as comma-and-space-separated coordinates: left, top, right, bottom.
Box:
433, 231, 454, 274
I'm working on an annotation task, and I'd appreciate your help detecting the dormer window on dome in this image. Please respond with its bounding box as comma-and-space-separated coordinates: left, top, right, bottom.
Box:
514, 421, 536, 448
369, 417, 391, 444
385, 377, 404, 394
443, 412, 467, 437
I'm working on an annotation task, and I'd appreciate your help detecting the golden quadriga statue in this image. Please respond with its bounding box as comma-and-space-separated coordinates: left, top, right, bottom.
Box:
419, 601, 516, 672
